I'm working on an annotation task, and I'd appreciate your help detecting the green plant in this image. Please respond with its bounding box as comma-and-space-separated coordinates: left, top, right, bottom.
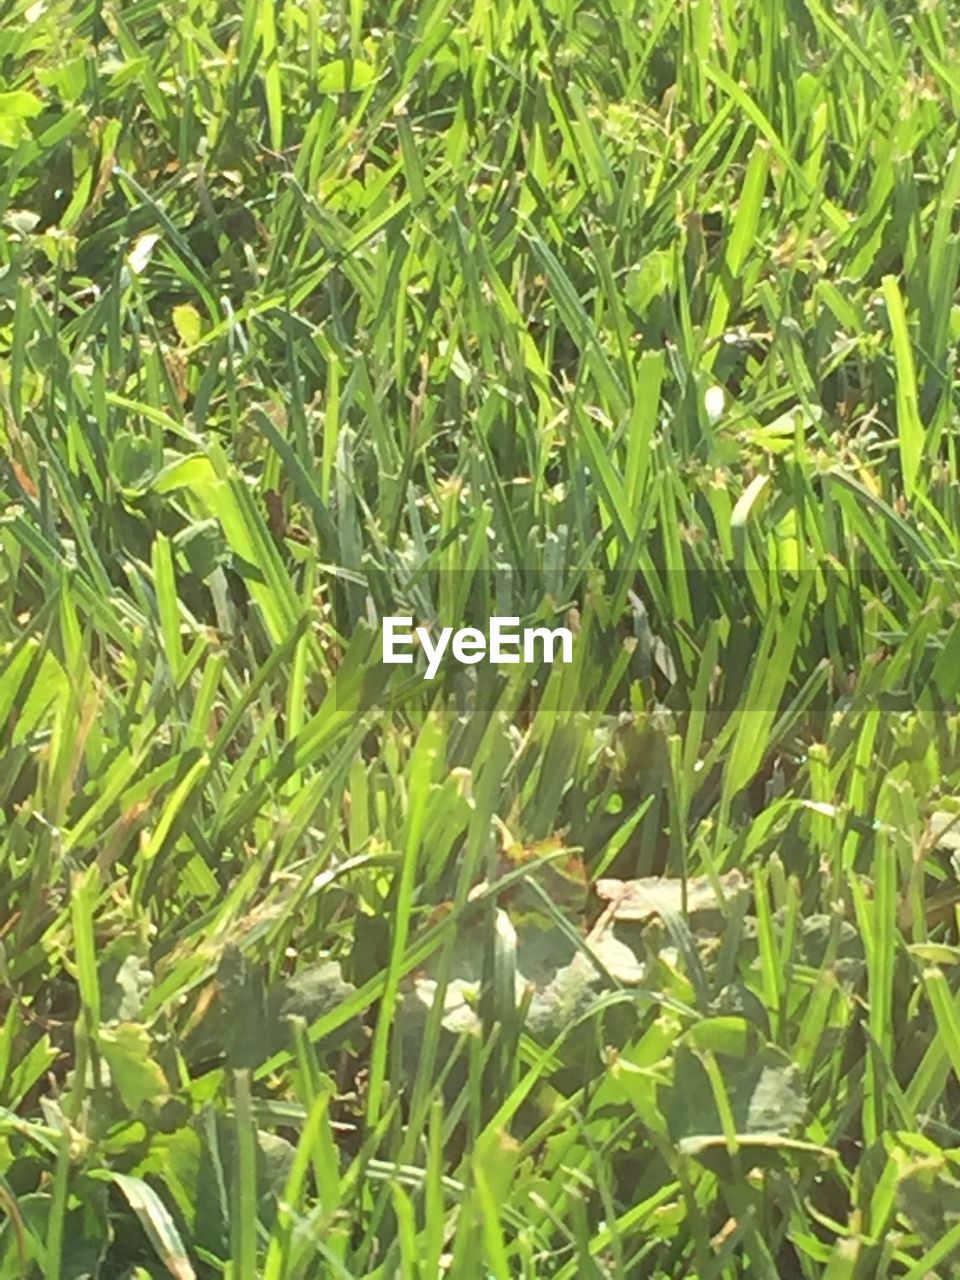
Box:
2, 0, 960, 1274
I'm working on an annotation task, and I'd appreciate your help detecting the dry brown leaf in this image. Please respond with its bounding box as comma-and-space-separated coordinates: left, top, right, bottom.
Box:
594, 869, 747, 923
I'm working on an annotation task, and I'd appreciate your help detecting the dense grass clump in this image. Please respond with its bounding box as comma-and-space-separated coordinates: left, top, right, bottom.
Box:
2, 0, 960, 1275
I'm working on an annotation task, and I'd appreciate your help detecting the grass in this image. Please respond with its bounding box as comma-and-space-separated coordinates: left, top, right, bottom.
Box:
2, 0, 960, 1274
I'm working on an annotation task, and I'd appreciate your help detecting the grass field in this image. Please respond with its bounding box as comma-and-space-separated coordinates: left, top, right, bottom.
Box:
3, 0, 960, 1275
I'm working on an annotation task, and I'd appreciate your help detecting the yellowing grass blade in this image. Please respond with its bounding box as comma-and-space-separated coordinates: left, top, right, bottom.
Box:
882, 274, 924, 499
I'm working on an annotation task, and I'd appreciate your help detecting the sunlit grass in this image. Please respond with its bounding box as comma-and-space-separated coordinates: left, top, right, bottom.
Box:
1, 0, 960, 1275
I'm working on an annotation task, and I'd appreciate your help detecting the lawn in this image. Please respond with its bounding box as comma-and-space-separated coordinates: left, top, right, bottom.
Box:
2, 0, 960, 1275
